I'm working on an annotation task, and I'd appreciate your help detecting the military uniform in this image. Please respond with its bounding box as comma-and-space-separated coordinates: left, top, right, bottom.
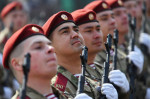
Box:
94, 47, 129, 99
51, 66, 100, 99
12, 86, 67, 99
0, 28, 11, 53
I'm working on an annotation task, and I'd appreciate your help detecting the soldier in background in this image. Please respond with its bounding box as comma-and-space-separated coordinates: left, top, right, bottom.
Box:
108, 0, 150, 98
43, 11, 118, 99
84, 0, 144, 98
84, 0, 143, 77
0, 1, 28, 52
0, 1, 28, 97
71, 8, 128, 99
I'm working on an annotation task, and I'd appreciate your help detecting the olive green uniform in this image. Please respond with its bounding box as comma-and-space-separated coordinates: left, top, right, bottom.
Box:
12, 86, 67, 99
51, 66, 100, 99
94, 48, 129, 99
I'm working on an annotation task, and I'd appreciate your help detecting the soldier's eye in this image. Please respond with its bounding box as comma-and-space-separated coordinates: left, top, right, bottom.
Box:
74, 28, 79, 32
85, 30, 92, 33
62, 30, 69, 34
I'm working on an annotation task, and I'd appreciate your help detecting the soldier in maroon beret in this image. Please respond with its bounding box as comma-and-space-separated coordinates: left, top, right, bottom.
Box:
0, 2, 29, 97
43, 11, 100, 99
84, 0, 115, 42
2, 24, 67, 99
84, 0, 145, 99
71, 8, 119, 99
0, 1, 29, 53
107, 0, 150, 99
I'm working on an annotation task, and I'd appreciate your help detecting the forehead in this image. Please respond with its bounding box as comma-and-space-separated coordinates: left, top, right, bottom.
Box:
23, 35, 50, 46
124, 1, 136, 5
55, 22, 76, 30
79, 22, 99, 28
113, 7, 126, 12
96, 10, 113, 17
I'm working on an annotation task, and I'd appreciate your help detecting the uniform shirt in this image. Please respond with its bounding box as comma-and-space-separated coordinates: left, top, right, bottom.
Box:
51, 65, 100, 99
94, 47, 129, 99
11, 86, 67, 99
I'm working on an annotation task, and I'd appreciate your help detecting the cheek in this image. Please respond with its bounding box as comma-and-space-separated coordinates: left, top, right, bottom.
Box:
30, 53, 43, 69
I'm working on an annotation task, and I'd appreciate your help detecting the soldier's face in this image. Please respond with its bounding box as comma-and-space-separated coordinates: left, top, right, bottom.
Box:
22, 35, 57, 79
79, 22, 103, 54
96, 10, 116, 41
113, 7, 129, 35
4, 10, 28, 32
136, 0, 143, 18
124, 1, 137, 17
51, 22, 84, 56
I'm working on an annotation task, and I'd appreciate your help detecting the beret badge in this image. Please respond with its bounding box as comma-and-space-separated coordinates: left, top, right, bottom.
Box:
89, 13, 94, 20
32, 26, 39, 32
102, 3, 108, 9
61, 14, 68, 20
118, 0, 123, 6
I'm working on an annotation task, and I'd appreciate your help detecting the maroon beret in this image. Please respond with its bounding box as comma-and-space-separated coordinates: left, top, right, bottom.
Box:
71, 9, 98, 26
122, 0, 134, 2
1, 1, 22, 20
3, 24, 44, 69
106, 0, 124, 9
42, 11, 74, 37
84, 0, 111, 13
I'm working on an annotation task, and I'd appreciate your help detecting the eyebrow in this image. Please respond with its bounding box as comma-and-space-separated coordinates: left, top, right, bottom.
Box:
32, 40, 51, 46
100, 14, 109, 17
73, 25, 78, 29
84, 25, 100, 29
58, 26, 69, 32
96, 25, 100, 28
111, 13, 114, 16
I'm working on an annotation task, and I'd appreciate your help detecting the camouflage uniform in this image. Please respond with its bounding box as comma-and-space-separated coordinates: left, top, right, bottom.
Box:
12, 86, 67, 99
51, 66, 100, 99
94, 47, 129, 99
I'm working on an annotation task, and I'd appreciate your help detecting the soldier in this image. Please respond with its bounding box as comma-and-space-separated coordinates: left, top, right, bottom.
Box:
0, 1, 29, 97
0, 1, 28, 52
43, 11, 118, 99
84, 0, 144, 98
71, 8, 129, 99
2, 24, 72, 99
122, 0, 150, 98
108, 0, 150, 98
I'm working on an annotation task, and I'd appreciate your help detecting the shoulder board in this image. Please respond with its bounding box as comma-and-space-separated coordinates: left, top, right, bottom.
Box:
54, 73, 68, 92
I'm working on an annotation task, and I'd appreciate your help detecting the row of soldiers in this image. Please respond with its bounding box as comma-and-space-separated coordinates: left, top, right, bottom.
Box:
0, 0, 150, 99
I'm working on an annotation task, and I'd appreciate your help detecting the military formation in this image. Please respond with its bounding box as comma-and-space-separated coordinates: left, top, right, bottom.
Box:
0, 0, 150, 99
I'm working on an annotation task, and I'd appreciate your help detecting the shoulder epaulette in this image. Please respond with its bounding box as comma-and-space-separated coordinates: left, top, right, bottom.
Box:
54, 73, 68, 92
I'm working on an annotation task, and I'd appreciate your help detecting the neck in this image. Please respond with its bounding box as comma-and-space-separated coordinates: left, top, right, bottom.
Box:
147, 9, 150, 17
136, 16, 142, 31
87, 52, 98, 65
118, 33, 125, 45
27, 77, 53, 95
57, 54, 82, 74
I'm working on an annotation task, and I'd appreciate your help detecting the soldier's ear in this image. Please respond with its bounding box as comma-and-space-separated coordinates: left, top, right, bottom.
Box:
11, 58, 23, 71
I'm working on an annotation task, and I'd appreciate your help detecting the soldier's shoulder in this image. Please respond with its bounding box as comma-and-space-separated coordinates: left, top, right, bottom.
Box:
52, 73, 68, 92
52, 85, 68, 99
11, 90, 30, 99
0, 28, 9, 43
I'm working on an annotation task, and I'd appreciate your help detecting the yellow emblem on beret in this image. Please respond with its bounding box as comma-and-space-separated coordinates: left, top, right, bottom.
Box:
89, 13, 94, 20
32, 26, 39, 32
118, 0, 123, 6
102, 3, 108, 9
61, 14, 68, 20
